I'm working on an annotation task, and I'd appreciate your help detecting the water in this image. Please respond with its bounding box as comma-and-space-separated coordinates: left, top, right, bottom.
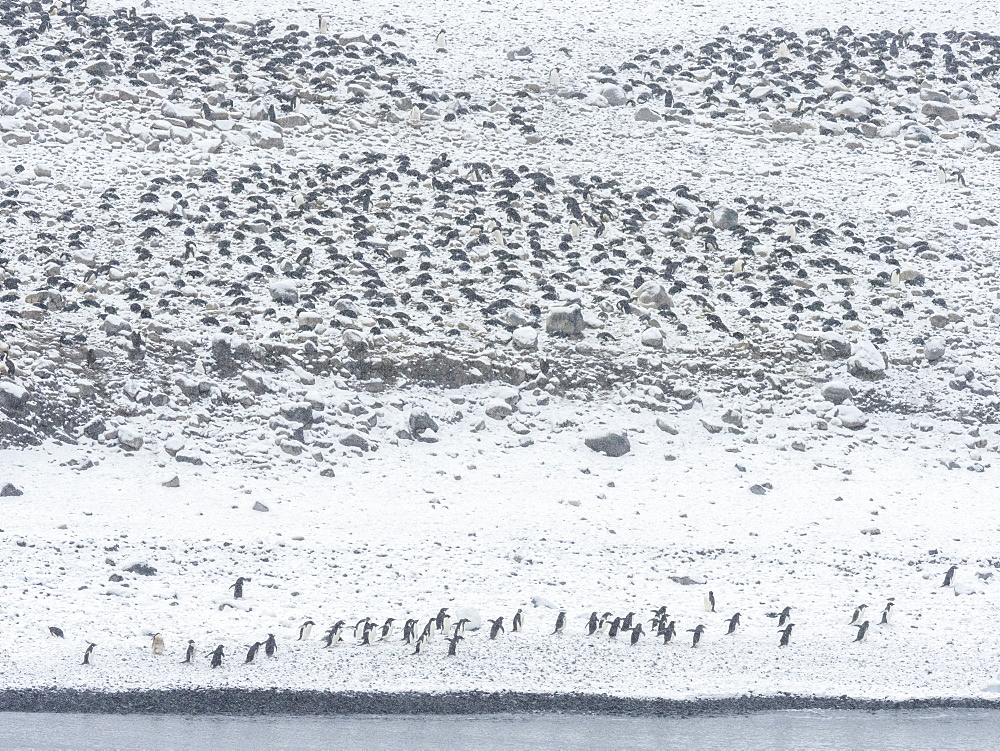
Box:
0, 709, 997, 750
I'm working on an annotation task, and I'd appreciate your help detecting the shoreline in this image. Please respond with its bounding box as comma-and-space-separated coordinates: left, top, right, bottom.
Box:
1, 690, 999, 716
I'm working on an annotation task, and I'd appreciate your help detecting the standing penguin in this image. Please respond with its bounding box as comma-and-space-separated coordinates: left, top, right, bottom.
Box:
778, 624, 794, 647
551, 611, 566, 635
264, 634, 277, 657
435, 608, 450, 634
942, 565, 958, 587
488, 617, 505, 640
182, 640, 195, 664
853, 621, 870, 643
453, 619, 470, 638
630, 623, 644, 646
512, 609, 525, 633
323, 621, 346, 648
379, 618, 396, 641
586, 612, 599, 635
435, 30, 447, 50
420, 618, 435, 643
688, 624, 706, 647
354, 618, 371, 639
245, 642, 261, 664
778, 606, 792, 627
402, 619, 418, 644
360, 622, 377, 646
548, 67, 561, 87
230, 577, 250, 600
447, 634, 464, 657
151, 633, 164, 655
704, 592, 716, 612
298, 620, 315, 641
849, 604, 868, 625
608, 617, 622, 639
317, 15, 327, 33
82, 643, 96, 665
622, 612, 637, 631
597, 612, 613, 634
725, 613, 741, 635
412, 636, 426, 655
210, 645, 224, 668
662, 621, 677, 644
880, 602, 894, 626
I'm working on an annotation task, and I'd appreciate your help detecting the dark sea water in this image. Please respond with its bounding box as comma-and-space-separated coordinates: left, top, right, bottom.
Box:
1, 709, 997, 750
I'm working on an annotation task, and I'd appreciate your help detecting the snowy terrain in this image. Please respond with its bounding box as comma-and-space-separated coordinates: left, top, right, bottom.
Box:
1, 0, 1000, 702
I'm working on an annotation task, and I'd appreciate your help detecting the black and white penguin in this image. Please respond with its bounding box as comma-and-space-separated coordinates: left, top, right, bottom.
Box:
630, 623, 644, 646
942, 565, 958, 587
725, 613, 741, 635
488, 617, 505, 640
853, 621, 870, 642
151, 633, 164, 655
778, 624, 793, 647
82, 643, 96, 665
849, 604, 868, 625
608, 617, 622, 639
298, 620, 315, 641
420, 618, 435, 643
183, 640, 195, 664
264, 634, 277, 657
49, 627, 65, 638
245, 642, 261, 664
586, 612, 599, 635
622, 612, 636, 631
379, 618, 396, 641
317, 15, 327, 33
936, 165, 949, 184
361, 622, 376, 646
230, 577, 250, 599
688, 624, 706, 647
512, 609, 525, 633
548, 67, 561, 87
880, 601, 894, 626
354, 618, 371, 639
598, 612, 613, 634
662, 621, 677, 644
435, 30, 447, 50
412, 636, 426, 655
435, 608, 450, 634
551, 611, 566, 635
210, 645, 224, 668
704, 592, 716, 612
402, 619, 418, 644
453, 619, 470, 638
323, 622, 345, 648
778, 606, 792, 627
447, 635, 464, 656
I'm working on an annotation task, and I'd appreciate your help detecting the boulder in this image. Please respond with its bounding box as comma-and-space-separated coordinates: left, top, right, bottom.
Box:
832, 97, 872, 120
280, 402, 313, 424
921, 101, 960, 121
161, 475, 180, 488
584, 429, 631, 457
634, 281, 673, 309
253, 501, 269, 512
710, 207, 739, 231
821, 381, 852, 405
0, 481, 23, 497
545, 305, 585, 336
83, 418, 106, 440
598, 84, 627, 106
0, 382, 28, 415
512, 326, 538, 350
268, 281, 299, 305
835, 405, 868, 430
339, 431, 370, 450
655, 417, 679, 435
818, 333, 851, 360
634, 106, 661, 122
101, 315, 131, 335
847, 342, 887, 380
924, 336, 946, 363
641, 328, 663, 348
117, 426, 144, 451
408, 409, 438, 435
484, 399, 513, 419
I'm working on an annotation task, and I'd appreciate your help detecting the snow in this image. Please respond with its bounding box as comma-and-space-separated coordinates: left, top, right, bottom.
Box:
0, 0, 999, 704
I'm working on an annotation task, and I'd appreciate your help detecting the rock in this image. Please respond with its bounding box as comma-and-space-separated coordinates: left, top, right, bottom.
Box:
921, 101, 960, 121
531, 595, 558, 609
818, 333, 851, 359
771, 118, 806, 134
700, 418, 724, 434
506, 46, 533, 61
343, 329, 368, 353
276, 113, 308, 128
452, 606, 482, 630
117, 426, 143, 451
512, 326, 538, 350
821, 381, 852, 405
668, 575, 706, 586
847, 342, 887, 380
634, 280, 673, 309
280, 402, 313, 424
545, 305, 585, 336
886, 203, 910, 218
749, 484, 767, 495
598, 84, 627, 106
655, 417, 679, 435
175, 450, 205, 466
297, 311, 322, 330
338, 31, 367, 45
0, 382, 27, 416
924, 336, 946, 363
161, 475, 180, 488
584, 429, 631, 457
14, 91, 32, 108
211, 334, 235, 372
252, 501, 269, 512
1, 481, 23, 497
634, 106, 661, 122
268, 281, 299, 304
83, 418, 106, 440
408, 409, 438, 435
100, 315, 131, 335
339, 431, 370, 450
835, 405, 868, 430
710, 207, 739, 231
641, 328, 663, 348
164, 437, 185, 456
832, 97, 872, 120
85, 61, 115, 77
484, 399, 513, 419
720, 408, 744, 429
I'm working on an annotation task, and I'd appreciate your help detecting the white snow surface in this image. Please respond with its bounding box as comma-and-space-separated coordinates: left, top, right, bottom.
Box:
1, 0, 1000, 701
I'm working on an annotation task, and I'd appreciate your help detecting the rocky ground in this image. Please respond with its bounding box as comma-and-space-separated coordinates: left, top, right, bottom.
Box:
1, 0, 999, 700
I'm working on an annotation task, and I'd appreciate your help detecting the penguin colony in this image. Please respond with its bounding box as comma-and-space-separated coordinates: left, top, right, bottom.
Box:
0, 3, 999, 450
54, 572, 946, 667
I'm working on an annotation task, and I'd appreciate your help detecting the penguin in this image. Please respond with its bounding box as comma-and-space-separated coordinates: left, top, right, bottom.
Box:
662, 621, 677, 644
778, 606, 792, 627
298, 620, 315, 641
361, 622, 376, 646
322, 622, 344, 648
435, 30, 447, 50
488, 617, 505, 640
551, 611, 566, 635
317, 15, 327, 33
412, 636, 426, 655
664, 89, 674, 108
409, 105, 422, 123
725, 613, 741, 635
49, 627, 65, 638
704, 591, 716, 612
379, 618, 396, 641
849, 604, 868, 625
951, 170, 966, 188
630, 623, 644, 646
853, 621, 870, 643
264, 633, 277, 657
82, 643, 96, 665
447, 634, 463, 656
937, 165, 948, 184
210, 645, 224, 668
402, 619, 418, 644
608, 617, 622, 639
245, 642, 261, 664
453, 619, 470, 637
421, 618, 435, 643
548, 67, 561, 87
151, 633, 164, 655
688, 624, 706, 647
513, 609, 525, 633
435, 608, 450, 634
230, 577, 250, 599
182, 640, 195, 664
880, 601, 894, 626
586, 612, 599, 635
354, 618, 371, 639
778, 624, 793, 647
598, 612, 613, 634
942, 565, 957, 587
622, 612, 636, 631
569, 220, 581, 241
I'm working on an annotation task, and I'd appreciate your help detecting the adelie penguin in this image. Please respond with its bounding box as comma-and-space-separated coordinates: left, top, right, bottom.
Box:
548, 67, 561, 87
853, 621, 870, 643
688, 624, 706, 647
402, 619, 418, 644
630, 623, 644, 646
587, 612, 599, 635
608, 617, 622, 639
662, 621, 677, 645
724, 613, 741, 635
354, 618, 371, 639
622, 612, 636, 631
778, 624, 794, 647
435, 608, 450, 634
82, 643, 96, 665
245, 642, 261, 664
323, 621, 346, 648
778, 606, 792, 627
379, 618, 396, 641
361, 622, 377, 646
704, 591, 716, 612
512, 609, 525, 633
447, 635, 464, 657
151, 633, 164, 655
942, 565, 958, 587
849, 604, 868, 625
264, 634, 277, 657
298, 620, 315, 641
412, 636, 427, 656
435, 30, 447, 50
182, 640, 195, 664
551, 611, 566, 635
210, 645, 224, 668
488, 617, 505, 640
230, 577, 250, 600
48, 627, 65, 638
880, 601, 894, 626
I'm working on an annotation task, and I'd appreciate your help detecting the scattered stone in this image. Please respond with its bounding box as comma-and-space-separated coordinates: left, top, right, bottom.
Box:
924, 336, 946, 364
531, 595, 558, 609
749, 484, 767, 495
634, 281, 673, 309
253, 501, 269, 512
821, 381, 852, 405
835, 405, 868, 430
710, 207, 739, 231
280, 402, 314, 424
634, 106, 661, 122
0, 382, 28, 415
545, 305, 585, 336
668, 575, 706, 586
268, 281, 299, 305
847, 341, 887, 380
512, 326, 539, 350
117, 426, 144, 451
408, 409, 438, 435
1, 481, 23, 497
339, 431, 370, 451
641, 328, 663, 348
484, 399, 513, 420
82, 418, 106, 441
161, 475, 180, 488
655, 418, 679, 435
584, 429, 631, 457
